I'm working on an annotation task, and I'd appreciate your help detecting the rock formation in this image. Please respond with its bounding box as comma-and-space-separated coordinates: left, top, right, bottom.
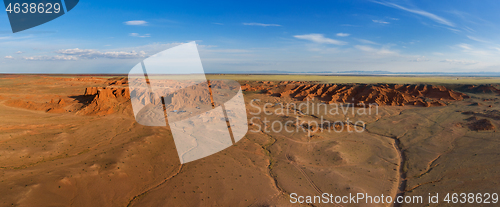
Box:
79, 87, 130, 115
242, 82, 469, 107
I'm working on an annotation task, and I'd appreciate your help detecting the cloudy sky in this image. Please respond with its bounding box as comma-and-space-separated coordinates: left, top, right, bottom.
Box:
1, 0, 500, 74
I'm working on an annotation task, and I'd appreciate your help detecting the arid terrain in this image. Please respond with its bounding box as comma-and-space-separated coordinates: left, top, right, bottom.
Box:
0, 74, 499, 206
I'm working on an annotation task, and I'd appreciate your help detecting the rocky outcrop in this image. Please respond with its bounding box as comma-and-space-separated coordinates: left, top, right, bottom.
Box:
242, 82, 469, 107
79, 87, 130, 115
105, 77, 128, 86
459, 84, 500, 94
6, 98, 68, 113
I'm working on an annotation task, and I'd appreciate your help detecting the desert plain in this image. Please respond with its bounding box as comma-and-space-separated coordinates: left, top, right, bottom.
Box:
0, 74, 499, 207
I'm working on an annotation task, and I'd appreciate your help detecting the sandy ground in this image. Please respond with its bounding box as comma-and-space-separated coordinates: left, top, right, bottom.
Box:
0, 75, 499, 207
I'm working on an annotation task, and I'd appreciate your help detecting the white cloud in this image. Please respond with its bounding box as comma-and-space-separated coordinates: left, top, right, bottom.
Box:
446, 28, 460, 32
23, 55, 78, 61
372, 1, 455, 27
124, 20, 148, 26
242, 22, 281, 27
336, 33, 350, 37
294, 34, 347, 45
355, 38, 379, 45
129, 33, 151, 38
55, 48, 147, 59
306, 47, 341, 53
454, 44, 494, 56
4, 56, 13, 59
355, 45, 377, 52
441, 59, 478, 65
410, 56, 429, 62
354, 45, 398, 55
373, 20, 390, 24
15, 51, 23, 54
0, 35, 34, 41
463, 26, 475, 33
457, 43, 472, 50
466, 36, 490, 43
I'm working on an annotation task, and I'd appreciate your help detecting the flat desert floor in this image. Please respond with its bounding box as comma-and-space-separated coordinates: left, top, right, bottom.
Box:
0, 74, 499, 207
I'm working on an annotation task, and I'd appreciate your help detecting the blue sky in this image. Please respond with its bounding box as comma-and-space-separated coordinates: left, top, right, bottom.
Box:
1, 0, 500, 74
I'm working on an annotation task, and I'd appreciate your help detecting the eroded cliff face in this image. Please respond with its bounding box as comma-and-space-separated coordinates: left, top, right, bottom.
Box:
79, 86, 130, 115
0, 78, 481, 116
4, 77, 131, 115
242, 81, 470, 107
